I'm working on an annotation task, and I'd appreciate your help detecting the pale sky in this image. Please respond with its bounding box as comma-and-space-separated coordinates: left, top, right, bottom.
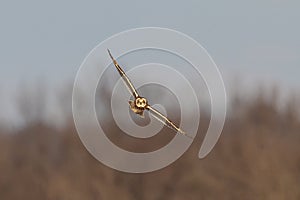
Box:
0, 0, 299, 126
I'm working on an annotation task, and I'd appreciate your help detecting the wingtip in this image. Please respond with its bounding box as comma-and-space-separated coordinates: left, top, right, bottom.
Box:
107, 49, 118, 65
107, 49, 113, 59
179, 130, 194, 139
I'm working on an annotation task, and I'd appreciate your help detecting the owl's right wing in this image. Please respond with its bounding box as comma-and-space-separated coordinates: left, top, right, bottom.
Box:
108, 49, 139, 99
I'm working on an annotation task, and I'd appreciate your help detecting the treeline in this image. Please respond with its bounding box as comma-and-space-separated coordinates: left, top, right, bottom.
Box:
0, 86, 299, 199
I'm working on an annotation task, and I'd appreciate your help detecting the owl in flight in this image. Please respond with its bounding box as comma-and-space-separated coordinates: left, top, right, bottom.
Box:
107, 49, 192, 139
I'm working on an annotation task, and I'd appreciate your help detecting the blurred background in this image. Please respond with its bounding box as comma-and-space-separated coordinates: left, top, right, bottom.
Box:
0, 0, 300, 199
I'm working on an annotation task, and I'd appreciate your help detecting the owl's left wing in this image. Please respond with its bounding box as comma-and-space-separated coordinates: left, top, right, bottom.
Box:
146, 105, 192, 139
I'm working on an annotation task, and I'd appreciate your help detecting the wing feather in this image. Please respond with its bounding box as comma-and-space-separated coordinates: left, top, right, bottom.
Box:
146, 105, 192, 139
108, 49, 139, 98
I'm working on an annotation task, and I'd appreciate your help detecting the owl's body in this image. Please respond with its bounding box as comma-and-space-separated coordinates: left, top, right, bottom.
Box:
129, 97, 148, 117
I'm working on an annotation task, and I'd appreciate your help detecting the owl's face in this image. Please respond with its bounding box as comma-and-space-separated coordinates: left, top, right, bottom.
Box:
135, 97, 147, 108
